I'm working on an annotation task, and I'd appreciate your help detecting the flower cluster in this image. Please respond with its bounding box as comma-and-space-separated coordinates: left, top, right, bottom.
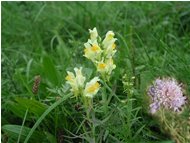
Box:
148, 78, 186, 114
65, 67, 100, 98
84, 27, 117, 80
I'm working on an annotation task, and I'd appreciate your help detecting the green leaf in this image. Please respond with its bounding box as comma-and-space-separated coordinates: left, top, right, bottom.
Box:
2, 125, 44, 143
24, 93, 72, 143
7, 98, 47, 119
42, 55, 60, 87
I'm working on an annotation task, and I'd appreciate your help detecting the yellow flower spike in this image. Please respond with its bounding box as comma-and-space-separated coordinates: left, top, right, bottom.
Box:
84, 77, 101, 98
83, 28, 117, 81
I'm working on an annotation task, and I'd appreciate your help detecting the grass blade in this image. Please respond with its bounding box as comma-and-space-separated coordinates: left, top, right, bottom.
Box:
17, 109, 28, 143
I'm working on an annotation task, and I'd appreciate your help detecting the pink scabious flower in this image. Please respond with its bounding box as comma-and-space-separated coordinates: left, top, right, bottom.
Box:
148, 78, 186, 114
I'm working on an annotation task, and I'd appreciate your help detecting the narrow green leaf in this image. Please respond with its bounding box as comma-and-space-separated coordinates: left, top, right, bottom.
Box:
24, 93, 72, 143
17, 109, 28, 143
2, 125, 44, 142
42, 55, 59, 87
7, 98, 47, 119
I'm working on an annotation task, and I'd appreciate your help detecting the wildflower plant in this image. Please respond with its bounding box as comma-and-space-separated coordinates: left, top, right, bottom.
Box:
147, 77, 186, 114
84, 27, 117, 81
62, 28, 119, 142
147, 77, 189, 143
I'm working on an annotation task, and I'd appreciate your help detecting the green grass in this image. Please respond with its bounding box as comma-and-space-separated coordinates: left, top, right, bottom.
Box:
1, 1, 190, 143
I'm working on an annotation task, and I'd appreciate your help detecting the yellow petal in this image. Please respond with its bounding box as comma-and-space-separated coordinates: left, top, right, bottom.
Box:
98, 63, 106, 69
65, 75, 72, 81
91, 45, 100, 52
87, 82, 100, 93
112, 43, 116, 50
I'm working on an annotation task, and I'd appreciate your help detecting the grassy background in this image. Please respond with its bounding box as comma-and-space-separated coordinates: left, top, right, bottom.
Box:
1, 1, 190, 143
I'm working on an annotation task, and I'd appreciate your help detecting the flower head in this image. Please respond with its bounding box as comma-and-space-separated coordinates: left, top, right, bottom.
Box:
65, 67, 86, 96
66, 67, 100, 98
83, 27, 117, 81
102, 31, 117, 50
97, 58, 116, 75
148, 78, 186, 114
84, 42, 102, 62
84, 77, 100, 98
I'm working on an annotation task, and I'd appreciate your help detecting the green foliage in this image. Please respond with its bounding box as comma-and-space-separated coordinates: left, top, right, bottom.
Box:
2, 1, 190, 143
7, 98, 47, 120
2, 125, 56, 143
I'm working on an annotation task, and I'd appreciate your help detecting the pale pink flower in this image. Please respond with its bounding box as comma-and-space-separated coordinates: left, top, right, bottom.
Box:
148, 78, 186, 114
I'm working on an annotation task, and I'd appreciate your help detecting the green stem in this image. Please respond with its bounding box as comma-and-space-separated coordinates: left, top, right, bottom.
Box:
83, 96, 96, 143
91, 99, 96, 143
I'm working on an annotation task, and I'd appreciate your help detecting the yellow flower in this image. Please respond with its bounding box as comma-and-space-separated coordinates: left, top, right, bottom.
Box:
65, 67, 86, 96
106, 58, 116, 75
104, 43, 117, 58
83, 28, 117, 81
112, 43, 116, 50
105, 31, 115, 40
84, 77, 100, 98
102, 31, 117, 50
74, 67, 86, 88
97, 58, 116, 75
97, 61, 107, 73
89, 27, 98, 42
84, 42, 102, 62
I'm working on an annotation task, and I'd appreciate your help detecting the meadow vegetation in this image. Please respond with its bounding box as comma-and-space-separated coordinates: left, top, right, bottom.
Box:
1, 2, 190, 143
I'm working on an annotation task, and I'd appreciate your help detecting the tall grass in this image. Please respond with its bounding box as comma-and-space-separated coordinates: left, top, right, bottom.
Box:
2, 2, 190, 143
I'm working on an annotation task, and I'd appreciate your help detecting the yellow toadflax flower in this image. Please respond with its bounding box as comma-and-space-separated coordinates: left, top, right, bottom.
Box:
97, 61, 107, 73
84, 41, 102, 62
65, 67, 86, 96
97, 58, 116, 75
102, 31, 117, 50
84, 77, 101, 98
83, 28, 102, 62
89, 27, 98, 42
106, 58, 116, 75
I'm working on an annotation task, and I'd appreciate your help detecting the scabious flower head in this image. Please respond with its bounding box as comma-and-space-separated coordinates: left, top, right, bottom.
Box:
148, 77, 186, 114
65, 67, 86, 96
84, 77, 100, 98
